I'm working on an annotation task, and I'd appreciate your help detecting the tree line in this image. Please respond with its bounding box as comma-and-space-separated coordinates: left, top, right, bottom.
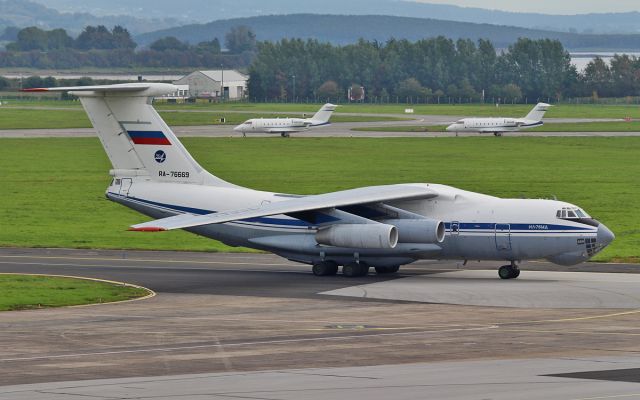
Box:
2, 25, 640, 100
248, 37, 640, 102
0, 25, 256, 69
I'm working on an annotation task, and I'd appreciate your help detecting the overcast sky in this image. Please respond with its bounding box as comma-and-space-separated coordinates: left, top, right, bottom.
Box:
415, 0, 640, 14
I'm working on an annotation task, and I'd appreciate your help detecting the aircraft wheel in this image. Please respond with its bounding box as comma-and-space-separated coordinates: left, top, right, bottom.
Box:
312, 261, 339, 276
375, 266, 400, 274
498, 265, 519, 279
343, 262, 369, 277
280, 132, 290, 138
358, 263, 370, 276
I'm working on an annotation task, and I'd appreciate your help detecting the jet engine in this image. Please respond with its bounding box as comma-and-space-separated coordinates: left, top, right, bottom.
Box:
315, 224, 398, 249
382, 219, 445, 244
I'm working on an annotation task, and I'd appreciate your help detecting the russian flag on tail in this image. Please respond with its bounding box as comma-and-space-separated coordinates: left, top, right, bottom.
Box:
127, 131, 171, 145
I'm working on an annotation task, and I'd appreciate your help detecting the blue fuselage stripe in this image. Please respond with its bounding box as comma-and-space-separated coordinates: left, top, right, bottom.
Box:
109, 193, 310, 227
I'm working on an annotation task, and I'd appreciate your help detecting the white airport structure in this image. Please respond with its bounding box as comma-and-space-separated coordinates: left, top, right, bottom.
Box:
173, 70, 248, 99
23, 83, 615, 280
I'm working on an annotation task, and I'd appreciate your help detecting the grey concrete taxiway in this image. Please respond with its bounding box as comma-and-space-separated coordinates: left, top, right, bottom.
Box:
3, 356, 640, 400
1, 114, 639, 138
1, 247, 640, 399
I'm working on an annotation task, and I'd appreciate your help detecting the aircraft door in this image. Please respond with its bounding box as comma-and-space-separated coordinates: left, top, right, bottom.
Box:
495, 224, 511, 251
119, 178, 132, 196
450, 221, 460, 236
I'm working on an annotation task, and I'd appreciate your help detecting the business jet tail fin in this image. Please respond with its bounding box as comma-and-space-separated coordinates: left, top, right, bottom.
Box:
308, 103, 337, 125
525, 103, 552, 121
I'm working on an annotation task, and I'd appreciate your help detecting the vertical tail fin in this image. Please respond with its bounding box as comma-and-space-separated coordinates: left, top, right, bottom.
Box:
525, 103, 552, 121
25, 83, 234, 187
308, 103, 337, 126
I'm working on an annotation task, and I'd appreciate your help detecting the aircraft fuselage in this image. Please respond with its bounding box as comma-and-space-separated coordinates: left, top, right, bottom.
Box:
107, 179, 612, 269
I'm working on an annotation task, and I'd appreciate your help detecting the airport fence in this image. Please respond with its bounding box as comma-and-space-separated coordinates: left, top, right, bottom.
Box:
3, 91, 640, 106
247, 96, 640, 106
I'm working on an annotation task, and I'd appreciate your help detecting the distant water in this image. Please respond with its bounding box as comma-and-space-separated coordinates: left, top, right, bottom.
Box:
571, 52, 640, 71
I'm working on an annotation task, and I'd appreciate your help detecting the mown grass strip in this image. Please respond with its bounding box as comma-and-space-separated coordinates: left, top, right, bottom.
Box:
0, 108, 402, 129
0, 274, 151, 311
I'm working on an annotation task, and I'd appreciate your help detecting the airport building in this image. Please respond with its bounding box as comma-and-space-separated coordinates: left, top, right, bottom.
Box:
173, 70, 248, 100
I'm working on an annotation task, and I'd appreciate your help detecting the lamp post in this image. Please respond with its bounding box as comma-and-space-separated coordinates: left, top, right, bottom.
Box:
221, 65, 224, 102
292, 74, 296, 103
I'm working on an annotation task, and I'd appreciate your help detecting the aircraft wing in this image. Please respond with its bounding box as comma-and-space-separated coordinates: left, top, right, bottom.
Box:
265, 127, 305, 133
130, 184, 438, 231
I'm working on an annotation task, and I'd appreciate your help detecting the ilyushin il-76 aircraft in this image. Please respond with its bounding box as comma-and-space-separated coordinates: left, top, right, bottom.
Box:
446, 102, 552, 136
233, 103, 336, 137
26, 84, 614, 279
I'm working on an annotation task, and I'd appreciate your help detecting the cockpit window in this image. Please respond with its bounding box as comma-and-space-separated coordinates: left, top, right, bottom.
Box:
556, 206, 590, 220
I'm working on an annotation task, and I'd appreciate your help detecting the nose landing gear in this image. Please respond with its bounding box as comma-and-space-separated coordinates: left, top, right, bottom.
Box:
498, 262, 520, 279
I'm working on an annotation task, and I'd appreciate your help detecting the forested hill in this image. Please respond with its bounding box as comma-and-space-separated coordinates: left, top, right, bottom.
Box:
136, 14, 640, 51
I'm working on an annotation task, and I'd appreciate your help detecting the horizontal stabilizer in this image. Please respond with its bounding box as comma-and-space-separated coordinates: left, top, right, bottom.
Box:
130, 184, 439, 231
22, 83, 178, 97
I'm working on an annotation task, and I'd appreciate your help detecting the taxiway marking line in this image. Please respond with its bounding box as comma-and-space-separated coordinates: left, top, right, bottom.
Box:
0, 254, 459, 272
572, 394, 640, 400
0, 325, 497, 362
501, 328, 640, 337
497, 309, 640, 326
0, 255, 292, 267
0, 260, 308, 274
0, 259, 459, 275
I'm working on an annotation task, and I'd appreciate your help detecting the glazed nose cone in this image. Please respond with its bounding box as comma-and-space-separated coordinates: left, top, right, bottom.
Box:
597, 223, 615, 248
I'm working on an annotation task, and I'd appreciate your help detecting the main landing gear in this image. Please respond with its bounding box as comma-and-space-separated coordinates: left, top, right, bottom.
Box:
375, 266, 400, 274
311, 261, 401, 277
498, 262, 520, 280
280, 132, 290, 138
342, 262, 369, 277
312, 261, 339, 276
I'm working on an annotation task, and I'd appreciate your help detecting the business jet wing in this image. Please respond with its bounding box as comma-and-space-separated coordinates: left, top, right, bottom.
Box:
130, 184, 438, 231
478, 127, 510, 133
265, 127, 305, 133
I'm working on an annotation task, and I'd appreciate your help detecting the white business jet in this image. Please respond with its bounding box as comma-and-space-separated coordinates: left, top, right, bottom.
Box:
234, 103, 337, 137
24, 84, 613, 279
446, 103, 552, 136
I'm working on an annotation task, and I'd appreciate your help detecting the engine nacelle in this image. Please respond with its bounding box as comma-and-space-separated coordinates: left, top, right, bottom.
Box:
315, 224, 398, 249
382, 219, 445, 244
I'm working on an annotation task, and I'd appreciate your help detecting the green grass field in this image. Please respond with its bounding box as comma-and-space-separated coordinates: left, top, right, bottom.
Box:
353, 122, 640, 133
0, 108, 403, 129
0, 137, 637, 263
0, 274, 150, 311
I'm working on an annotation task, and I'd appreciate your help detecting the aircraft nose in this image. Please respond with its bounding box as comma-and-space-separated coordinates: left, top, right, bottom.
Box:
233, 125, 241, 131
597, 223, 615, 247
445, 125, 453, 131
